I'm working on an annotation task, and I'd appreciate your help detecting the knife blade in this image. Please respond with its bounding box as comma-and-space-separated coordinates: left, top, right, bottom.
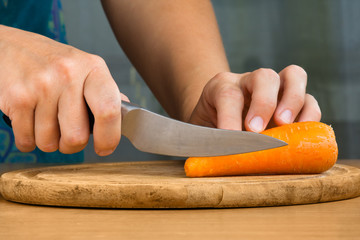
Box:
118, 101, 287, 157
2, 101, 288, 157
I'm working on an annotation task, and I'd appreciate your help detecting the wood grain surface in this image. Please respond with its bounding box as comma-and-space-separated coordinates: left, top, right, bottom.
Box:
1, 160, 360, 208
0, 160, 359, 240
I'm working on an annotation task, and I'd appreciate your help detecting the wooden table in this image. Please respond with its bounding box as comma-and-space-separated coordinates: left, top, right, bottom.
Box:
1, 160, 359, 240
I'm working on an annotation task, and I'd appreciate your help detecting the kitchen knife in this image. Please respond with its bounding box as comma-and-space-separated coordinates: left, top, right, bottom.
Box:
2, 101, 287, 157
112, 101, 287, 156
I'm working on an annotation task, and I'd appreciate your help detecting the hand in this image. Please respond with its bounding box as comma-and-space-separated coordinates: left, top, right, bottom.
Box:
0, 25, 128, 156
188, 65, 321, 132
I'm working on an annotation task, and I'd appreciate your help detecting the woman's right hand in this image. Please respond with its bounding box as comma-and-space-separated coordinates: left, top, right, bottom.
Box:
0, 25, 128, 156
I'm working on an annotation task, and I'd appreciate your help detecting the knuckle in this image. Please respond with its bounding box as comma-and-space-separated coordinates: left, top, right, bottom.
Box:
216, 84, 244, 101
9, 87, 34, 109
55, 56, 75, 71
54, 57, 76, 80
88, 54, 106, 68
36, 72, 54, 95
256, 68, 279, 78
291, 93, 305, 106
213, 72, 234, 81
287, 65, 307, 78
253, 68, 280, 85
254, 98, 277, 111
24, 66, 55, 97
95, 98, 122, 122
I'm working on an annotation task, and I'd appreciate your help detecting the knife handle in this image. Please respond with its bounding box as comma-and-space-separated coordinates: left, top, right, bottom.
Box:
1, 101, 141, 134
1, 108, 96, 133
2, 114, 12, 128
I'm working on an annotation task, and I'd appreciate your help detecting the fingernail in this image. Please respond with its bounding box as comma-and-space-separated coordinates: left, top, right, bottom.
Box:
280, 110, 292, 124
249, 116, 264, 132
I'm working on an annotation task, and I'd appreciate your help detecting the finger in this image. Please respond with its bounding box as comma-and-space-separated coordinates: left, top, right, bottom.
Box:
11, 109, 36, 152
188, 103, 218, 128
84, 66, 122, 156
209, 72, 244, 130
34, 100, 60, 152
243, 69, 280, 132
297, 94, 322, 122
274, 65, 307, 125
58, 85, 90, 154
120, 93, 130, 102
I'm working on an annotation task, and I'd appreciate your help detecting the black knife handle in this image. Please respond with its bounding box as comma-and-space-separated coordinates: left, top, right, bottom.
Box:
2, 114, 12, 128
87, 104, 95, 134
2, 101, 138, 134
2, 105, 95, 133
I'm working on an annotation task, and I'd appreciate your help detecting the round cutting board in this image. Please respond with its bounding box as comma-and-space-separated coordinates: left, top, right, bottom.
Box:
1, 161, 360, 208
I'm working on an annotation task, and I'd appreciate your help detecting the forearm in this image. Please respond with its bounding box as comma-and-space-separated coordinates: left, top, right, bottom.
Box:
102, 0, 229, 121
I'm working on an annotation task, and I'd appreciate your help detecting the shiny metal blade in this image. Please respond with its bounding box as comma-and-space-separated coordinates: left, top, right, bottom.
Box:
121, 102, 287, 157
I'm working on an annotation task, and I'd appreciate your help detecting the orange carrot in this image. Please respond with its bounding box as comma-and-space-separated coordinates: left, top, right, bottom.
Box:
184, 121, 338, 177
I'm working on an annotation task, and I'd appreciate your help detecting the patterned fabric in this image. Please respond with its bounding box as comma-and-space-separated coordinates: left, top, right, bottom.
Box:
0, 0, 67, 43
0, 0, 83, 163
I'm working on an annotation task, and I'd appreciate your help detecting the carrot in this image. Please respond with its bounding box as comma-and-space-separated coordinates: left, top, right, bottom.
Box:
184, 121, 338, 177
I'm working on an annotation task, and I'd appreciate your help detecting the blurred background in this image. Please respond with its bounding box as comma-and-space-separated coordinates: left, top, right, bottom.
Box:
2, 0, 358, 173
60, 0, 359, 162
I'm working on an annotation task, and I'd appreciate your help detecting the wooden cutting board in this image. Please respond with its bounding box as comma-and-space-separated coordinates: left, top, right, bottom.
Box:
1, 160, 360, 208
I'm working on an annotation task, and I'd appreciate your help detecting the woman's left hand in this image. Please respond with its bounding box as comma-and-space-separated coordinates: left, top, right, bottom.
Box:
188, 65, 321, 132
